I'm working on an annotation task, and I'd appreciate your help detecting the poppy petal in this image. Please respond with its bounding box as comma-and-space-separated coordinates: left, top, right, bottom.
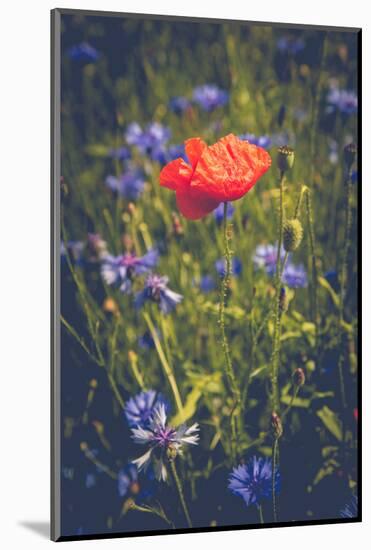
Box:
159, 158, 192, 191
185, 137, 207, 169
176, 188, 220, 220
192, 134, 271, 201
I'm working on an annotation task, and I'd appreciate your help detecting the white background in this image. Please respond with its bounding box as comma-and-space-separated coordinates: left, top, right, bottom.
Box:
0, 0, 368, 548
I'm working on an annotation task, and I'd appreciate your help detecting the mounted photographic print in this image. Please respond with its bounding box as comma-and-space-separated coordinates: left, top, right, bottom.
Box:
51, 8, 361, 542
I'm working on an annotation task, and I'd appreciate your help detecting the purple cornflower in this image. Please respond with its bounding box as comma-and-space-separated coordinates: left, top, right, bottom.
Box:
228, 456, 280, 507
101, 249, 159, 293
125, 122, 171, 155
199, 275, 216, 293
134, 274, 183, 314
124, 390, 169, 429
192, 84, 229, 111
253, 243, 286, 276
277, 36, 305, 55
215, 257, 242, 278
239, 133, 272, 149
105, 169, 145, 200
326, 87, 358, 115
107, 146, 131, 161
131, 403, 199, 481
282, 262, 308, 288
213, 202, 235, 225
151, 143, 187, 165
340, 495, 358, 518
169, 96, 191, 114
68, 43, 100, 62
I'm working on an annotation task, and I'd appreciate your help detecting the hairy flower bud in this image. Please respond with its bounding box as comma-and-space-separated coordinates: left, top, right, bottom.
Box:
277, 146, 295, 172
283, 218, 303, 251
166, 444, 178, 462
271, 412, 283, 439
293, 367, 305, 387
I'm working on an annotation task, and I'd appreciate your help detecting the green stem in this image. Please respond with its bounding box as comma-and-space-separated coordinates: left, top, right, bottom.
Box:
272, 438, 279, 522
218, 202, 240, 459
258, 504, 264, 524
270, 171, 285, 411
337, 168, 353, 411
143, 312, 184, 418
282, 386, 300, 421
170, 461, 192, 528
305, 190, 319, 354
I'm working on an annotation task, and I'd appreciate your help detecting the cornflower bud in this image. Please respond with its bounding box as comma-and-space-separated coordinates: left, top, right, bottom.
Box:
277, 145, 295, 172
293, 367, 305, 387
271, 412, 283, 439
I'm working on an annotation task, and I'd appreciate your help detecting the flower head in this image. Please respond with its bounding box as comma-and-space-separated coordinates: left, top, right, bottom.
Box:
198, 275, 216, 293
125, 122, 171, 154
107, 146, 131, 161
105, 169, 145, 200
228, 455, 280, 507
340, 495, 358, 519
124, 390, 169, 429
131, 403, 199, 481
193, 84, 228, 111
68, 42, 100, 62
101, 249, 159, 293
118, 463, 154, 501
327, 87, 358, 115
253, 243, 286, 276
160, 134, 271, 220
282, 262, 308, 288
135, 274, 183, 314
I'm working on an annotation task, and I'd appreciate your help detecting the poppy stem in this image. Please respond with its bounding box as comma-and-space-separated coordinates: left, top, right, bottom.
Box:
218, 202, 240, 460
170, 460, 193, 528
337, 165, 353, 415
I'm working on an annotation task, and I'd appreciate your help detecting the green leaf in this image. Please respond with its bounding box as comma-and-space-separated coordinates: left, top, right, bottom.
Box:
281, 395, 310, 408
316, 406, 343, 441
171, 387, 202, 426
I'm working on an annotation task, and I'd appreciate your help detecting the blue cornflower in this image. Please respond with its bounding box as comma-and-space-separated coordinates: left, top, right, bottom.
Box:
199, 275, 217, 293
326, 87, 358, 115
124, 390, 169, 429
150, 143, 187, 165
68, 43, 100, 62
228, 456, 280, 507
125, 122, 171, 154
253, 244, 285, 276
215, 257, 242, 278
192, 84, 229, 111
101, 249, 159, 294
105, 169, 145, 200
134, 274, 183, 314
118, 463, 155, 501
277, 36, 305, 55
340, 495, 358, 519
239, 133, 272, 149
131, 403, 199, 481
213, 202, 235, 225
107, 146, 131, 161
169, 96, 191, 114
282, 262, 308, 288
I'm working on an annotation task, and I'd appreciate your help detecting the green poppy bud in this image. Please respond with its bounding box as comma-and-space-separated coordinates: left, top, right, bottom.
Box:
277, 146, 295, 172
283, 218, 303, 252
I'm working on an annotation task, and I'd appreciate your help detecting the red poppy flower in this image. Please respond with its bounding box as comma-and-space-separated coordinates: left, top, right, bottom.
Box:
160, 133, 271, 220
